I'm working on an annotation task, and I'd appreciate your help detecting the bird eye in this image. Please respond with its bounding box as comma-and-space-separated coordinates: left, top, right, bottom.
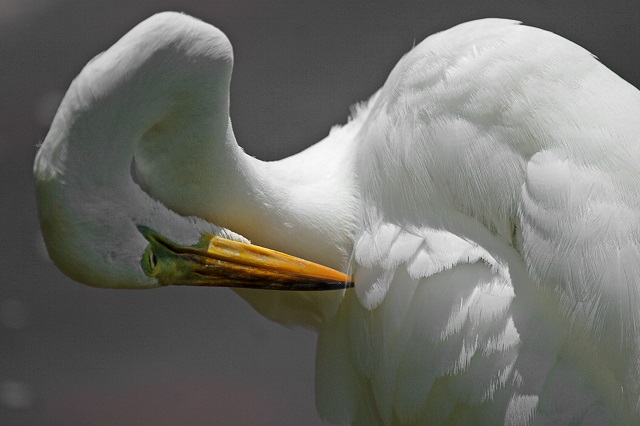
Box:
149, 248, 158, 270
141, 245, 159, 276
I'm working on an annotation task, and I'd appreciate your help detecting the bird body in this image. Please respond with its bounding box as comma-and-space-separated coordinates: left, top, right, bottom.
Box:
34, 13, 640, 424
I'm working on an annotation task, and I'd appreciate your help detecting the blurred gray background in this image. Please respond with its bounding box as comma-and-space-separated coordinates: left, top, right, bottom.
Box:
2, 0, 639, 424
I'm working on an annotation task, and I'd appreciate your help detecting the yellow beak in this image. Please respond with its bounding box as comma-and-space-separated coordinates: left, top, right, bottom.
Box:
138, 226, 353, 290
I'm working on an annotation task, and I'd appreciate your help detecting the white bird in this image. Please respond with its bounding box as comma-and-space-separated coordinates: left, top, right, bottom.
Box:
34, 12, 640, 425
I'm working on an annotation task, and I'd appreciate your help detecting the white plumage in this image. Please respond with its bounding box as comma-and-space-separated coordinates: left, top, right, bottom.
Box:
34, 13, 640, 424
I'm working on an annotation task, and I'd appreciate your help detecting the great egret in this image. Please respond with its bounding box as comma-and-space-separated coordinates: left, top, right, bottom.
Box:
34, 12, 640, 425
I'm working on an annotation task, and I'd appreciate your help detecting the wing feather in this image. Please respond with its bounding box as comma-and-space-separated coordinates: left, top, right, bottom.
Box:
318, 18, 640, 424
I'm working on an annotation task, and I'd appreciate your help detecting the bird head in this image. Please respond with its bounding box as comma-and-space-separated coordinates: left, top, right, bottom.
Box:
33, 12, 352, 292
35, 137, 352, 291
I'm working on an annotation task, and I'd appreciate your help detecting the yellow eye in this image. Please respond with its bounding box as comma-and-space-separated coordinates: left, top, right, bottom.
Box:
141, 245, 159, 276
149, 248, 158, 270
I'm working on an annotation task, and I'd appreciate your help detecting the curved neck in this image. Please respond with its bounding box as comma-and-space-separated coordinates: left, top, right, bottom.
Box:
220, 122, 361, 328
213, 122, 360, 271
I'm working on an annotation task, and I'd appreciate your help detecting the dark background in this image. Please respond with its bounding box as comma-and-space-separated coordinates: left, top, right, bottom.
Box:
2, 0, 639, 424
